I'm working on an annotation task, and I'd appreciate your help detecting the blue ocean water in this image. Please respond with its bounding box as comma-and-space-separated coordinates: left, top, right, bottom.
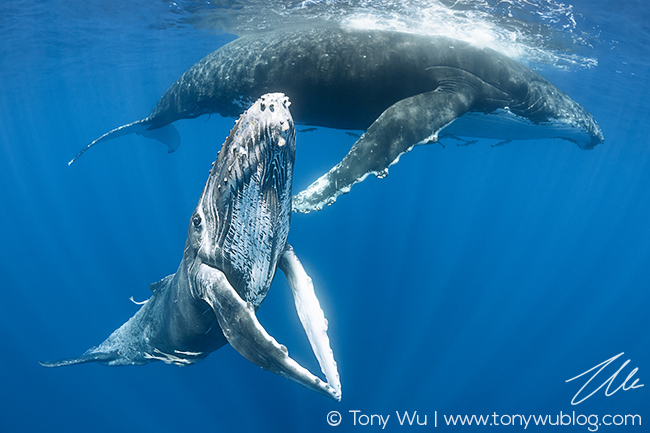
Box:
1, 0, 648, 432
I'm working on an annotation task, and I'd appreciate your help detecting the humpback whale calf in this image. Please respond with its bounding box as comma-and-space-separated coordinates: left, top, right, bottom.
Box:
69, 27, 604, 212
45, 93, 342, 401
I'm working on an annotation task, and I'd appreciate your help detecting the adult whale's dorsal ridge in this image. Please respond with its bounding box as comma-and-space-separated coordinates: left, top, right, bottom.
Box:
70, 27, 603, 211
46, 93, 341, 401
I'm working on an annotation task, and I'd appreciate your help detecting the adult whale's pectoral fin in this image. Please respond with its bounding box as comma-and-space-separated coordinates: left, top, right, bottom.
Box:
196, 263, 341, 401
278, 245, 341, 397
292, 88, 477, 213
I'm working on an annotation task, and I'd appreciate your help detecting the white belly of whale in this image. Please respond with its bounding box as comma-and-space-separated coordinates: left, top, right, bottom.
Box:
443, 108, 593, 145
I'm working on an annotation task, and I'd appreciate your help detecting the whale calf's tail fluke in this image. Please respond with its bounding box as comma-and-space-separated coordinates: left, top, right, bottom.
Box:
39, 350, 118, 367
68, 119, 180, 165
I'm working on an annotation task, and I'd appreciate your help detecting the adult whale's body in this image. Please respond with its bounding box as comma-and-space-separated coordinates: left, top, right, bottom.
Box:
45, 94, 341, 401
70, 27, 603, 212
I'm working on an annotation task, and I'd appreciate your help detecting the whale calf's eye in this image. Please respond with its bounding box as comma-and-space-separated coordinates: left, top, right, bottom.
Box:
192, 214, 202, 227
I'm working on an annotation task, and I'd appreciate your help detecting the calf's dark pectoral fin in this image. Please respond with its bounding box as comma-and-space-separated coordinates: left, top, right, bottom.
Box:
292, 88, 477, 213
196, 264, 341, 401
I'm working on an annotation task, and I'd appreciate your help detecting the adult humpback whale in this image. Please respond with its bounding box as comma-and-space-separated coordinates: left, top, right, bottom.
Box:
69, 27, 603, 212
44, 94, 342, 401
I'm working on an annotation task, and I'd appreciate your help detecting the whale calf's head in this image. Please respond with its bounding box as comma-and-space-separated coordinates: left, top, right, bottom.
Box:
186, 93, 296, 304
182, 94, 339, 401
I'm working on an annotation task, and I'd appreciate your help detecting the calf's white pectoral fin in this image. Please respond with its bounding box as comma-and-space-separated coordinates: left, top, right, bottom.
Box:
196, 263, 340, 401
279, 246, 341, 397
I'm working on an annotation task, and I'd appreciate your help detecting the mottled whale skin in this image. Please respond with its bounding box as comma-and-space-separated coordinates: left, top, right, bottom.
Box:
70, 27, 604, 212
45, 93, 341, 401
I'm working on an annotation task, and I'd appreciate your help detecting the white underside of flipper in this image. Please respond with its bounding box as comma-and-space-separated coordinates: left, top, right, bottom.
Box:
197, 263, 341, 401
279, 246, 341, 397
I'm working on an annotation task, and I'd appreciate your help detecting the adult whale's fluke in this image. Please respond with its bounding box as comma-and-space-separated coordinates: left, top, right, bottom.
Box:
46, 93, 341, 401
69, 27, 603, 212
67, 119, 180, 165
